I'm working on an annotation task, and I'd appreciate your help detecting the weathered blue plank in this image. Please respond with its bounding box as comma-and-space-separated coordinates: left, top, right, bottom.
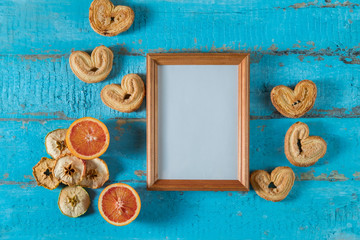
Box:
0, 55, 146, 119
251, 118, 360, 180
1, 178, 360, 239
0, 118, 358, 182
0, 0, 359, 55
0, 53, 359, 119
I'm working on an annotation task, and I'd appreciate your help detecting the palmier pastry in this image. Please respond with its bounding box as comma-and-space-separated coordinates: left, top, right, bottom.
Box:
250, 167, 295, 202
89, 0, 134, 36
285, 122, 327, 167
271, 80, 317, 118
69, 45, 113, 83
101, 74, 145, 113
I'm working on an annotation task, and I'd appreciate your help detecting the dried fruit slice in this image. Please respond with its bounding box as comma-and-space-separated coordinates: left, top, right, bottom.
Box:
58, 186, 91, 218
54, 155, 86, 186
32, 157, 60, 190
80, 158, 109, 189
45, 129, 71, 159
66, 117, 110, 160
98, 183, 141, 226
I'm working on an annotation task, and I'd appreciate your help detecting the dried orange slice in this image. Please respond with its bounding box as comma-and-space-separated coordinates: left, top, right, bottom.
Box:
66, 117, 110, 160
58, 186, 91, 218
98, 183, 141, 226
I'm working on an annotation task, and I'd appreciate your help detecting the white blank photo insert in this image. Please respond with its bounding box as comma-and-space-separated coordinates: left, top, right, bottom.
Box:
158, 65, 239, 180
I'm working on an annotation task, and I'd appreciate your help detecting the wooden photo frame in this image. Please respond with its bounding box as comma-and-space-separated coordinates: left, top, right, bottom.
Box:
146, 53, 250, 191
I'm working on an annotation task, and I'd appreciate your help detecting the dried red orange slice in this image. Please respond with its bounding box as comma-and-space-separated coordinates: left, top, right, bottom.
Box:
98, 183, 141, 226
66, 117, 110, 160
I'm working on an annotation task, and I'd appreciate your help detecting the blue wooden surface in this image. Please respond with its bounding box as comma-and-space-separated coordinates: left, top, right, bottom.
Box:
1, 0, 360, 239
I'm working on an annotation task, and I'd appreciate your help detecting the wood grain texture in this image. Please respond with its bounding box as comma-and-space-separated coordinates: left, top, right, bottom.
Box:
148, 180, 248, 191
147, 53, 248, 65
146, 55, 157, 187
1, 0, 360, 238
239, 55, 250, 189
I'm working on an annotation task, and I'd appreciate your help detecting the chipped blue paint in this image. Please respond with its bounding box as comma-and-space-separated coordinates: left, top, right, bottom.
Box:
1, 53, 360, 119
1, 0, 360, 239
0, 0, 359, 55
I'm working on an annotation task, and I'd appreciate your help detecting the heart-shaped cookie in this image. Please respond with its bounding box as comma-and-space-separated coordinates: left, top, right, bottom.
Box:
250, 167, 295, 202
285, 122, 327, 167
271, 80, 317, 118
89, 0, 135, 37
101, 74, 145, 113
69, 45, 113, 83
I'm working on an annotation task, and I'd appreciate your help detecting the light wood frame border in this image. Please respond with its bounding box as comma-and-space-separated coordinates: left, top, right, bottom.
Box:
146, 53, 250, 191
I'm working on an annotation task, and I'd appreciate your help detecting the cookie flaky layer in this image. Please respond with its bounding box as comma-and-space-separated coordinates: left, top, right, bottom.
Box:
285, 122, 327, 167
250, 167, 295, 202
69, 45, 113, 83
89, 0, 134, 37
271, 80, 317, 118
101, 74, 145, 113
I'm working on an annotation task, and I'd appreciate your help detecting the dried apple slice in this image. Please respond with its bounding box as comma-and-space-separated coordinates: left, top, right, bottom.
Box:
80, 158, 109, 189
45, 129, 71, 159
32, 157, 60, 190
58, 186, 91, 218
54, 155, 86, 186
